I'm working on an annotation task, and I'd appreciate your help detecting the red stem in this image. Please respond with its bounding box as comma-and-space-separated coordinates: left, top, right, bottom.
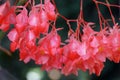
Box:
51, 0, 58, 13
0, 45, 11, 56
93, 0, 103, 30
95, 0, 120, 8
106, 0, 115, 25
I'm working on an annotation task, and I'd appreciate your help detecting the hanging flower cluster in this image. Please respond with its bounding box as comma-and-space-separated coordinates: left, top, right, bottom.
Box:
0, 0, 120, 76
62, 23, 120, 76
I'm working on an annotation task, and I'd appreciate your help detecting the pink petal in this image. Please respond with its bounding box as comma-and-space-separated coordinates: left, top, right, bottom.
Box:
90, 37, 99, 48
7, 29, 19, 42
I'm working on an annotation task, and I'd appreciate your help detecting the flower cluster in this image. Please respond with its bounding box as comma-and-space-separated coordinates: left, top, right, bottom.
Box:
0, 0, 120, 76
62, 23, 120, 76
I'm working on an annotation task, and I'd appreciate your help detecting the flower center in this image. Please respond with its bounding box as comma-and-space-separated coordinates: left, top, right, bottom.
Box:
40, 50, 45, 55
98, 47, 104, 52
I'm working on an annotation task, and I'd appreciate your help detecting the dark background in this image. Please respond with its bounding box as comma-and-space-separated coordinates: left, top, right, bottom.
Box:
0, 0, 120, 80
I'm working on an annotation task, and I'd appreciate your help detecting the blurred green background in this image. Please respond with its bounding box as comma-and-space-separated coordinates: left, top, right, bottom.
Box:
0, 0, 120, 80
